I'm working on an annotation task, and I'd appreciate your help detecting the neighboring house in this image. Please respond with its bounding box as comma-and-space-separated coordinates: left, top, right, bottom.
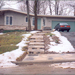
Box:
0, 8, 75, 31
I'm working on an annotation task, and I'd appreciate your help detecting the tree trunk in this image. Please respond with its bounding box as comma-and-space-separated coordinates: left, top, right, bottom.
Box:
26, 0, 31, 31
34, 0, 37, 30
74, 7, 75, 16
49, 0, 52, 15
55, 0, 59, 15
37, 0, 40, 14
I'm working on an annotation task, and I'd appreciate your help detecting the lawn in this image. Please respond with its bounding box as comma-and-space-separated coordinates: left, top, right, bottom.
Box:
0, 31, 27, 54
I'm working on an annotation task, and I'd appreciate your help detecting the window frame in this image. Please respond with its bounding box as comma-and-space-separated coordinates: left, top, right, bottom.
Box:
33, 17, 35, 26
26, 17, 28, 22
5, 15, 13, 25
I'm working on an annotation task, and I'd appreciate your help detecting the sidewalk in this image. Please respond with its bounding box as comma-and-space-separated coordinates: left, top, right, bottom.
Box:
12, 54, 75, 65
11, 31, 75, 65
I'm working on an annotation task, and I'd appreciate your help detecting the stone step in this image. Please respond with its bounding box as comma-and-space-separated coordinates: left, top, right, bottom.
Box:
28, 49, 44, 52
30, 38, 43, 40
28, 50, 44, 54
43, 30, 51, 33
30, 36, 43, 39
28, 46, 44, 50
29, 44, 44, 46
30, 39, 44, 42
29, 42, 44, 45
33, 33, 45, 36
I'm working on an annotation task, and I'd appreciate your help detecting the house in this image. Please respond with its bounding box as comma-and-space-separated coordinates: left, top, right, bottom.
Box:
0, 8, 75, 31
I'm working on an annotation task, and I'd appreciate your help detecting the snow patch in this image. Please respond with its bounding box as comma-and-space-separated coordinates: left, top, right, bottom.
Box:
0, 33, 4, 35
48, 31, 75, 69
30, 31, 40, 34
0, 33, 31, 68
48, 31, 75, 53
50, 62, 75, 69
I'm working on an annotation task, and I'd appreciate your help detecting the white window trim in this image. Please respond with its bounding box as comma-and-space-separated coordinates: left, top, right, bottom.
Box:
5, 15, 13, 25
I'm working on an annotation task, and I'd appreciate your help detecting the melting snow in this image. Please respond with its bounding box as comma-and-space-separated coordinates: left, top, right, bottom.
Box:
0, 33, 4, 35
48, 31, 75, 53
0, 31, 38, 68
48, 31, 75, 69
0, 33, 31, 68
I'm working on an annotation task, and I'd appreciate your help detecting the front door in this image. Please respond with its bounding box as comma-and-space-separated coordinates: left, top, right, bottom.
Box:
37, 18, 41, 30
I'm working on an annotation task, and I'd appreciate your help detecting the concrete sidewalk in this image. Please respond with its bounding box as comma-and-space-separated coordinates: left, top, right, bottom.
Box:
12, 54, 75, 65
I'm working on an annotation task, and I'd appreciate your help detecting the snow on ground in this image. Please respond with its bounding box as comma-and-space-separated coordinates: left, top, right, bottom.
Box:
48, 31, 75, 53
50, 62, 75, 69
0, 31, 38, 68
0, 33, 32, 68
30, 31, 40, 34
48, 31, 75, 69
0, 33, 4, 35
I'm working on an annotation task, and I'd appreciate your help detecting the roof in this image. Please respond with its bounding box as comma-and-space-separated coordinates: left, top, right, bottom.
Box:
0, 8, 75, 19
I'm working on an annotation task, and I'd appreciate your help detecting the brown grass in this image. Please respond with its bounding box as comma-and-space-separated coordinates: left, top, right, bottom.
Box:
16, 51, 27, 61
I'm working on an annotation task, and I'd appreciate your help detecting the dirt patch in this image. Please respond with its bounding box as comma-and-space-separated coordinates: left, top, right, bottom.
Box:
44, 34, 50, 52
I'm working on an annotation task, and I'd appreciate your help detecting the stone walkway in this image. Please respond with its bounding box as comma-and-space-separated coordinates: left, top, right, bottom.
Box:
12, 54, 75, 65
28, 32, 45, 54
11, 31, 75, 65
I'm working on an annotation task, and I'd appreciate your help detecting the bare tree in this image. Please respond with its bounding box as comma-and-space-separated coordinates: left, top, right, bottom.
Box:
48, 0, 52, 15
0, 1, 4, 9
26, 0, 31, 31
19, 2, 27, 12
55, 0, 60, 15
34, 0, 37, 30
67, 1, 75, 16
18, 0, 31, 31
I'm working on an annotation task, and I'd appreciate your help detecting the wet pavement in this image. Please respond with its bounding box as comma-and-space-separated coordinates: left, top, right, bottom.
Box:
61, 32, 75, 48
0, 64, 75, 75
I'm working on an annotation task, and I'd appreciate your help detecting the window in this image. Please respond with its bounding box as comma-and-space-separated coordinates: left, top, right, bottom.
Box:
43, 18, 45, 26
26, 17, 28, 22
33, 17, 35, 25
6, 16, 9, 25
6, 16, 12, 25
10, 17, 12, 25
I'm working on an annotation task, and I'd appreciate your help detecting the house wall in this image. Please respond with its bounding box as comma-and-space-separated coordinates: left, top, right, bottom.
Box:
1, 10, 75, 30
45, 17, 75, 28
0, 15, 4, 25
4, 11, 28, 26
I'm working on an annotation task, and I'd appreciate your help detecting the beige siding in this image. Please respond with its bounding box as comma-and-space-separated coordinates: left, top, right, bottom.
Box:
4, 11, 28, 26
0, 15, 4, 25
45, 18, 75, 28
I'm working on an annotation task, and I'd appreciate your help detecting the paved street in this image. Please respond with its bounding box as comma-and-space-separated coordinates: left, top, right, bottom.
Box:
61, 32, 75, 48
0, 64, 75, 75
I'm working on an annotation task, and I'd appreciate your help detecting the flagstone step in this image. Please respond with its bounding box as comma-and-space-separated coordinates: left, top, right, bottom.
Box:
33, 33, 45, 36
28, 46, 44, 50
28, 49, 44, 52
29, 42, 44, 46
30, 36, 43, 38
28, 50, 44, 54
28, 32, 45, 55
43, 30, 51, 33
30, 39, 44, 42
